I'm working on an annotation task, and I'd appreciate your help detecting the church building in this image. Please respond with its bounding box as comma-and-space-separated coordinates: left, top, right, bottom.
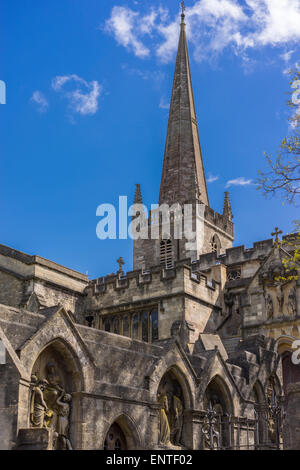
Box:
0, 6, 299, 451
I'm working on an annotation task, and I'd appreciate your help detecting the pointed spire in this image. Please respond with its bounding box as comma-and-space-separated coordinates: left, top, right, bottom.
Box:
223, 192, 233, 221
134, 184, 143, 204
180, 1, 186, 24
159, 4, 209, 207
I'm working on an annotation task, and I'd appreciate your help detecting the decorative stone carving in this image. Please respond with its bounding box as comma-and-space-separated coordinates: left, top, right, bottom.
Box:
266, 294, 274, 320
157, 372, 184, 447
169, 395, 184, 446
202, 399, 222, 450
276, 285, 284, 313
227, 268, 241, 282
287, 287, 297, 317
158, 393, 171, 445
30, 363, 73, 450
30, 376, 50, 428
54, 392, 72, 450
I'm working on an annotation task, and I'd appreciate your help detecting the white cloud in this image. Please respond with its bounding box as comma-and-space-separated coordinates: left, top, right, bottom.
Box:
159, 97, 169, 110
156, 21, 180, 63
52, 74, 101, 116
280, 50, 294, 63
105, 1, 300, 64
207, 174, 219, 183
30, 91, 49, 113
105, 6, 150, 58
245, 0, 300, 47
122, 64, 165, 83
226, 177, 253, 188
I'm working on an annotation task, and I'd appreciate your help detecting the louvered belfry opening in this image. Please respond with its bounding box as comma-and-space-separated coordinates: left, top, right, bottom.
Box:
160, 239, 173, 269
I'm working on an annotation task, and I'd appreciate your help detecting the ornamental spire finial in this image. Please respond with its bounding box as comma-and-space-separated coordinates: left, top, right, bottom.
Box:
180, 0, 185, 24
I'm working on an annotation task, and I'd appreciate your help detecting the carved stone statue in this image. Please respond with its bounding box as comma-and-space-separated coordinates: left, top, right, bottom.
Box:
30, 362, 73, 449
54, 391, 73, 450
157, 373, 184, 447
30, 378, 50, 428
158, 393, 171, 445
170, 395, 183, 446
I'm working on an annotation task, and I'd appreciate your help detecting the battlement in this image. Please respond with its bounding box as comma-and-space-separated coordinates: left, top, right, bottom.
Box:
192, 238, 274, 271
204, 206, 234, 237
87, 257, 218, 302
89, 238, 274, 299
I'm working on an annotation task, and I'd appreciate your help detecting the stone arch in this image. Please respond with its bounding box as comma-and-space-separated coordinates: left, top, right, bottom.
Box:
275, 335, 300, 398
19, 310, 95, 395
203, 375, 234, 449
276, 336, 299, 396
204, 374, 234, 415
265, 373, 282, 399
28, 338, 85, 450
251, 379, 265, 404
156, 366, 190, 447
31, 337, 84, 392
154, 364, 194, 410
102, 414, 142, 450
275, 335, 295, 356
211, 234, 221, 254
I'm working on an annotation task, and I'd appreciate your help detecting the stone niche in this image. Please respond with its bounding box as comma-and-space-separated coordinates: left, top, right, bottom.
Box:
157, 369, 186, 449
19, 340, 83, 450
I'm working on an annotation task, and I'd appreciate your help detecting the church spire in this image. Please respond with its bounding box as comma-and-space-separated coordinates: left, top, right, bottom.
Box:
159, 3, 209, 207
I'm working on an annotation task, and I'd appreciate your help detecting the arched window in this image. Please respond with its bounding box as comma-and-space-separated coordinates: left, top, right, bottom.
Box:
113, 317, 120, 335
151, 310, 159, 342
211, 234, 221, 254
122, 316, 130, 337
282, 351, 300, 397
141, 311, 149, 342
132, 314, 139, 339
160, 239, 173, 268
104, 423, 127, 450
104, 318, 111, 332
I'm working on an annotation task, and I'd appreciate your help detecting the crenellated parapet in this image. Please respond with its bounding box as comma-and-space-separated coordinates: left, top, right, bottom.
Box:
194, 239, 274, 272
204, 206, 234, 237
86, 259, 220, 302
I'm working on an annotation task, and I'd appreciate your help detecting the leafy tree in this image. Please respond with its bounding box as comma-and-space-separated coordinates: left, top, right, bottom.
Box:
257, 71, 300, 279
257, 71, 300, 205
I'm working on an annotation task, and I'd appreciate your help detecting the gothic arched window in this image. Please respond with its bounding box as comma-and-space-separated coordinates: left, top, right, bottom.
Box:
142, 311, 149, 342
104, 318, 111, 332
132, 313, 139, 339
113, 317, 120, 335
151, 310, 159, 342
211, 234, 221, 254
104, 423, 127, 450
122, 315, 130, 337
160, 239, 173, 268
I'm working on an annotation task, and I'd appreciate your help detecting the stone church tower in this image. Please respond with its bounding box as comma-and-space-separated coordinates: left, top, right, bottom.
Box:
133, 12, 234, 271
0, 5, 299, 451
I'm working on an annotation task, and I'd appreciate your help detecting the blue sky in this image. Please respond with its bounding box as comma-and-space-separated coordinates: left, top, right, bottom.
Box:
0, 0, 299, 278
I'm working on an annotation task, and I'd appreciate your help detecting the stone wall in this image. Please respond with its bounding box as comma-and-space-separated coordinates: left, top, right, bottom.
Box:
0, 355, 20, 450
283, 382, 300, 449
